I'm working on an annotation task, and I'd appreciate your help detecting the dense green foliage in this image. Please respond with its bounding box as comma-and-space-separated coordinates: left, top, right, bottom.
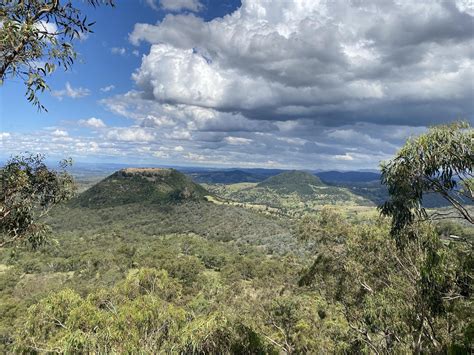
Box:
0, 153, 75, 248
50, 201, 300, 255
188, 168, 284, 184
1, 203, 471, 353
189, 169, 272, 184
381, 122, 473, 240
71, 168, 209, 208
0, 0, 113, 110
317, 171, 380, 184
257, 171, 324, 195
298, 209, 473, 353
0, 218, 341, 353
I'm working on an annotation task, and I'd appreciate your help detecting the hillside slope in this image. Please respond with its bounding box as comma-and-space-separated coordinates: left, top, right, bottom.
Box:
70, 168, 208, 208
317, 171, 380, 183
257, 170, 324, 196
207, 170, 373, 214
188, 169, 269, 184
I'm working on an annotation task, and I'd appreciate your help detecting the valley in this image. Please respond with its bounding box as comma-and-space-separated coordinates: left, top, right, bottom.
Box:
1, 160, 472, 352
203, 173, 373, 218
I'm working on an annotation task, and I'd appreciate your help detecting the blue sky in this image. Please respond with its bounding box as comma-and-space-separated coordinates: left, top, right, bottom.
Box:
2, 0, 241, 133
1, 0, 473, 169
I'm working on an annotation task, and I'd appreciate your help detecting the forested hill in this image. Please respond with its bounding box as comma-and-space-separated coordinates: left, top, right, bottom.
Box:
317, 171, 380, 183
187, 169, 272, 183
257, 170, 324, 196
186, 168, 381, 185
205, 170, 373, 213
69, 168, 209, 208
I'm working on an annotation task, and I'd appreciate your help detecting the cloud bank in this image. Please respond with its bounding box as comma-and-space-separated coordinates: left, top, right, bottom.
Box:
7, 0, 473, 169
130, 0, 473, 127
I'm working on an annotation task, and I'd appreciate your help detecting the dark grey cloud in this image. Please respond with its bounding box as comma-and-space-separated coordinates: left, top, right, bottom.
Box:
366, 1, 473, 48
129, 0, 473, 129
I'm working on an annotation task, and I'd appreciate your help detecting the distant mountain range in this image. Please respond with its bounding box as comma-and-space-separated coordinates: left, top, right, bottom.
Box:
187, 169, 272, 184
67, 165, 453, 210
69, 167, 375, 213
65, 162, 381, 184
187, 168, 381, 185
193, 169, 452, 209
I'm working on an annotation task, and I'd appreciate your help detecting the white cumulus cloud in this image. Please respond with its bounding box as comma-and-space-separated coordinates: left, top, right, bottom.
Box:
130, 0, 473, 127
51, 129, 69, 137
334, 153, 355, 161
52, 82, 90, 100
79, 117, 107, 129
224, 137, 253, 145
106, 127, 155, 142
100, 85, 115, 93
111, 47, 127, 56
165, 130, 191, 140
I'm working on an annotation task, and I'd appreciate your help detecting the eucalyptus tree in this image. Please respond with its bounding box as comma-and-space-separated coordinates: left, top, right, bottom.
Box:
380, 121, 473, 242
0, 0, 114, 110
0, 153, 75, 248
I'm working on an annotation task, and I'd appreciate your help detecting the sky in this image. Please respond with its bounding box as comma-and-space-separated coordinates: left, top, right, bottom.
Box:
1, 0, 473, 170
